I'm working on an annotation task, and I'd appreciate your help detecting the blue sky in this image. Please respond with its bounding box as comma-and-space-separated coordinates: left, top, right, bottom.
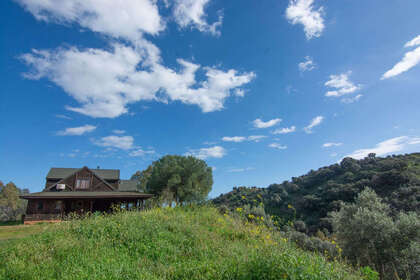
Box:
1, 0, 420, 197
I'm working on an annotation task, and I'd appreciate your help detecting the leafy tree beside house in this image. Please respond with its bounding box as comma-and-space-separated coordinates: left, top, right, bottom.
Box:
0, 181, 29, 222
132, 155, 213, 206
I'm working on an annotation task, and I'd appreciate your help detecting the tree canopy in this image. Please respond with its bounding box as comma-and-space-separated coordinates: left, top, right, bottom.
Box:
0, 181, 28, 222
132, 155, 213, 206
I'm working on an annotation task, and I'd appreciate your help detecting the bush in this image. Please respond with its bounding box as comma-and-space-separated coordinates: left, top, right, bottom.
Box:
330, 188, 420, 279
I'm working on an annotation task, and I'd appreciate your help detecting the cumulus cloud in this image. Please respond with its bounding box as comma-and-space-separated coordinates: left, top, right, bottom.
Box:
268, 143, 287, 150
21, 44, 255, 118
93, 135, 134, 150
298, 56, 316, 72
16, 0, 164, 42
272, 126, 296, 135
382, 35, 420, 79
112, 130, 125, 134
286, 0, 325, 39
322, 142, 342, 148
186, 145, 226, 159
173, 0, 223, 36
57, 125, 96, 136
253, 118, 282, 129
325, 72, 361, 97
304, 116, 323, 133
346, 136, 420, 159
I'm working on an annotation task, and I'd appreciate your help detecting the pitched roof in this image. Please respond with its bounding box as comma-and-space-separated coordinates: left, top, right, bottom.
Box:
20, 191, 153, 199
47, 168, 120, 180
119, 180, 139, 192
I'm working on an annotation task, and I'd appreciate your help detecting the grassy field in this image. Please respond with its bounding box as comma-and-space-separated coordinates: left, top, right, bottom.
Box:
0, 223, 52, 242
0, 206, 377, 280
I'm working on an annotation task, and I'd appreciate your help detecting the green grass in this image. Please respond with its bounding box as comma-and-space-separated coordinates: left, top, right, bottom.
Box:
0, 223, 51, 241
0, 206, 375, 280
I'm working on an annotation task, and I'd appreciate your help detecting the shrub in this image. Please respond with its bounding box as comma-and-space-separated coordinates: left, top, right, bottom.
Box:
330, 188, 420, 279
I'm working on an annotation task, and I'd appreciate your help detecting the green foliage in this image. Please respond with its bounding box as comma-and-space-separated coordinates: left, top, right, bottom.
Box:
330, 188, 420, 280
0, 181, 28, 222
213, 153, 420, 233
135, 155, 213, 206
0, 206, 375, 280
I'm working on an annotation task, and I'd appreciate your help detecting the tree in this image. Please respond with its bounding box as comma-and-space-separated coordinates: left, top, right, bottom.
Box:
139, 155, 213, 206
0, 182, 28, 222
131, 165, 153, 192
330, 188, 420, 279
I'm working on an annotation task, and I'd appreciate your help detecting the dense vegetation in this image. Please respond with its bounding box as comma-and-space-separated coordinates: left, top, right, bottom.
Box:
0, 181, 28, 222
0, 206, 376, 280
212, 153, 420, 279
213, 153, 420, 232
131, 155, 213, 206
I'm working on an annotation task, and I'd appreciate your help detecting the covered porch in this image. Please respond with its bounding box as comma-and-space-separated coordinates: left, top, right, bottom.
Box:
20, 192, 153, 224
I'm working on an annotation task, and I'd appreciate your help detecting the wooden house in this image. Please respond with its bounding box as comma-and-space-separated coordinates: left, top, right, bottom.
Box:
20, 166, 153, 224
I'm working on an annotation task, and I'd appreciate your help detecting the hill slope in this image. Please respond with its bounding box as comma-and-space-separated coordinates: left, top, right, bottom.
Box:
213, 153, 420, 233
0, 207, 372, 280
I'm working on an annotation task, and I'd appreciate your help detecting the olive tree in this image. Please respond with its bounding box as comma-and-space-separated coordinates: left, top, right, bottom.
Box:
330, 187, 420, 279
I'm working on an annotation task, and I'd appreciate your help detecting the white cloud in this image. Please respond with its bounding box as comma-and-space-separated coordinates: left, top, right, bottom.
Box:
16, 0, 164, 42
341, 94, 363, 104
129, 148, 155, 157
21, 44, 255, 118
186, 145, 226, 159
404, 35, 420, 48
272, 126, 296, 135
112, 130, 125, 134
286, 0, 325, 39
298, 56, 315, 72
222, 135, 267, 143
93, 135, 134, 150
325, 72, 361, 97
222, 136, 246, 142
322, 142, 342, 148
173, 0, 223, 36
304, 115, 323, 133
248, 135, 267, 142
382, 35, 420, 79
227, 167, 254, 173
346, 136, 420, 159
253, 118, 282, 128
57, 125, 96, 136
268, 143, 287, 150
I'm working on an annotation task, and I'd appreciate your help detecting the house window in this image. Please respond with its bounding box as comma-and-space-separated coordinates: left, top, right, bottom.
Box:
76, 178, 90, 189
37, 201, 43, 210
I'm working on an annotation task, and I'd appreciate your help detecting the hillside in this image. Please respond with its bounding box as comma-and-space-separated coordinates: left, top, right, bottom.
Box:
213, 153, 420, 233
0, 207, 373, 280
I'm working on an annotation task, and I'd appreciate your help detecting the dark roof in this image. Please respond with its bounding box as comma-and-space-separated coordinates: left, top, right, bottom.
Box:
119, 180, 138, 191
20, 191, 153, 199
47, 168, 120, 180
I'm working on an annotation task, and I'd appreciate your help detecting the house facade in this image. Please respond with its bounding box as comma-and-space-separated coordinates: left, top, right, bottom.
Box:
20, 167, 153, 224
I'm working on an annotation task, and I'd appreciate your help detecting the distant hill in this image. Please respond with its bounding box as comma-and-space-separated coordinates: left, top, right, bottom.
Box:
0, 207, 370, 279
213, 153, 420, 233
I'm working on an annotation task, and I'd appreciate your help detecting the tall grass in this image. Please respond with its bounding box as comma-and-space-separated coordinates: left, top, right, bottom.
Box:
0, 206, 376, 280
